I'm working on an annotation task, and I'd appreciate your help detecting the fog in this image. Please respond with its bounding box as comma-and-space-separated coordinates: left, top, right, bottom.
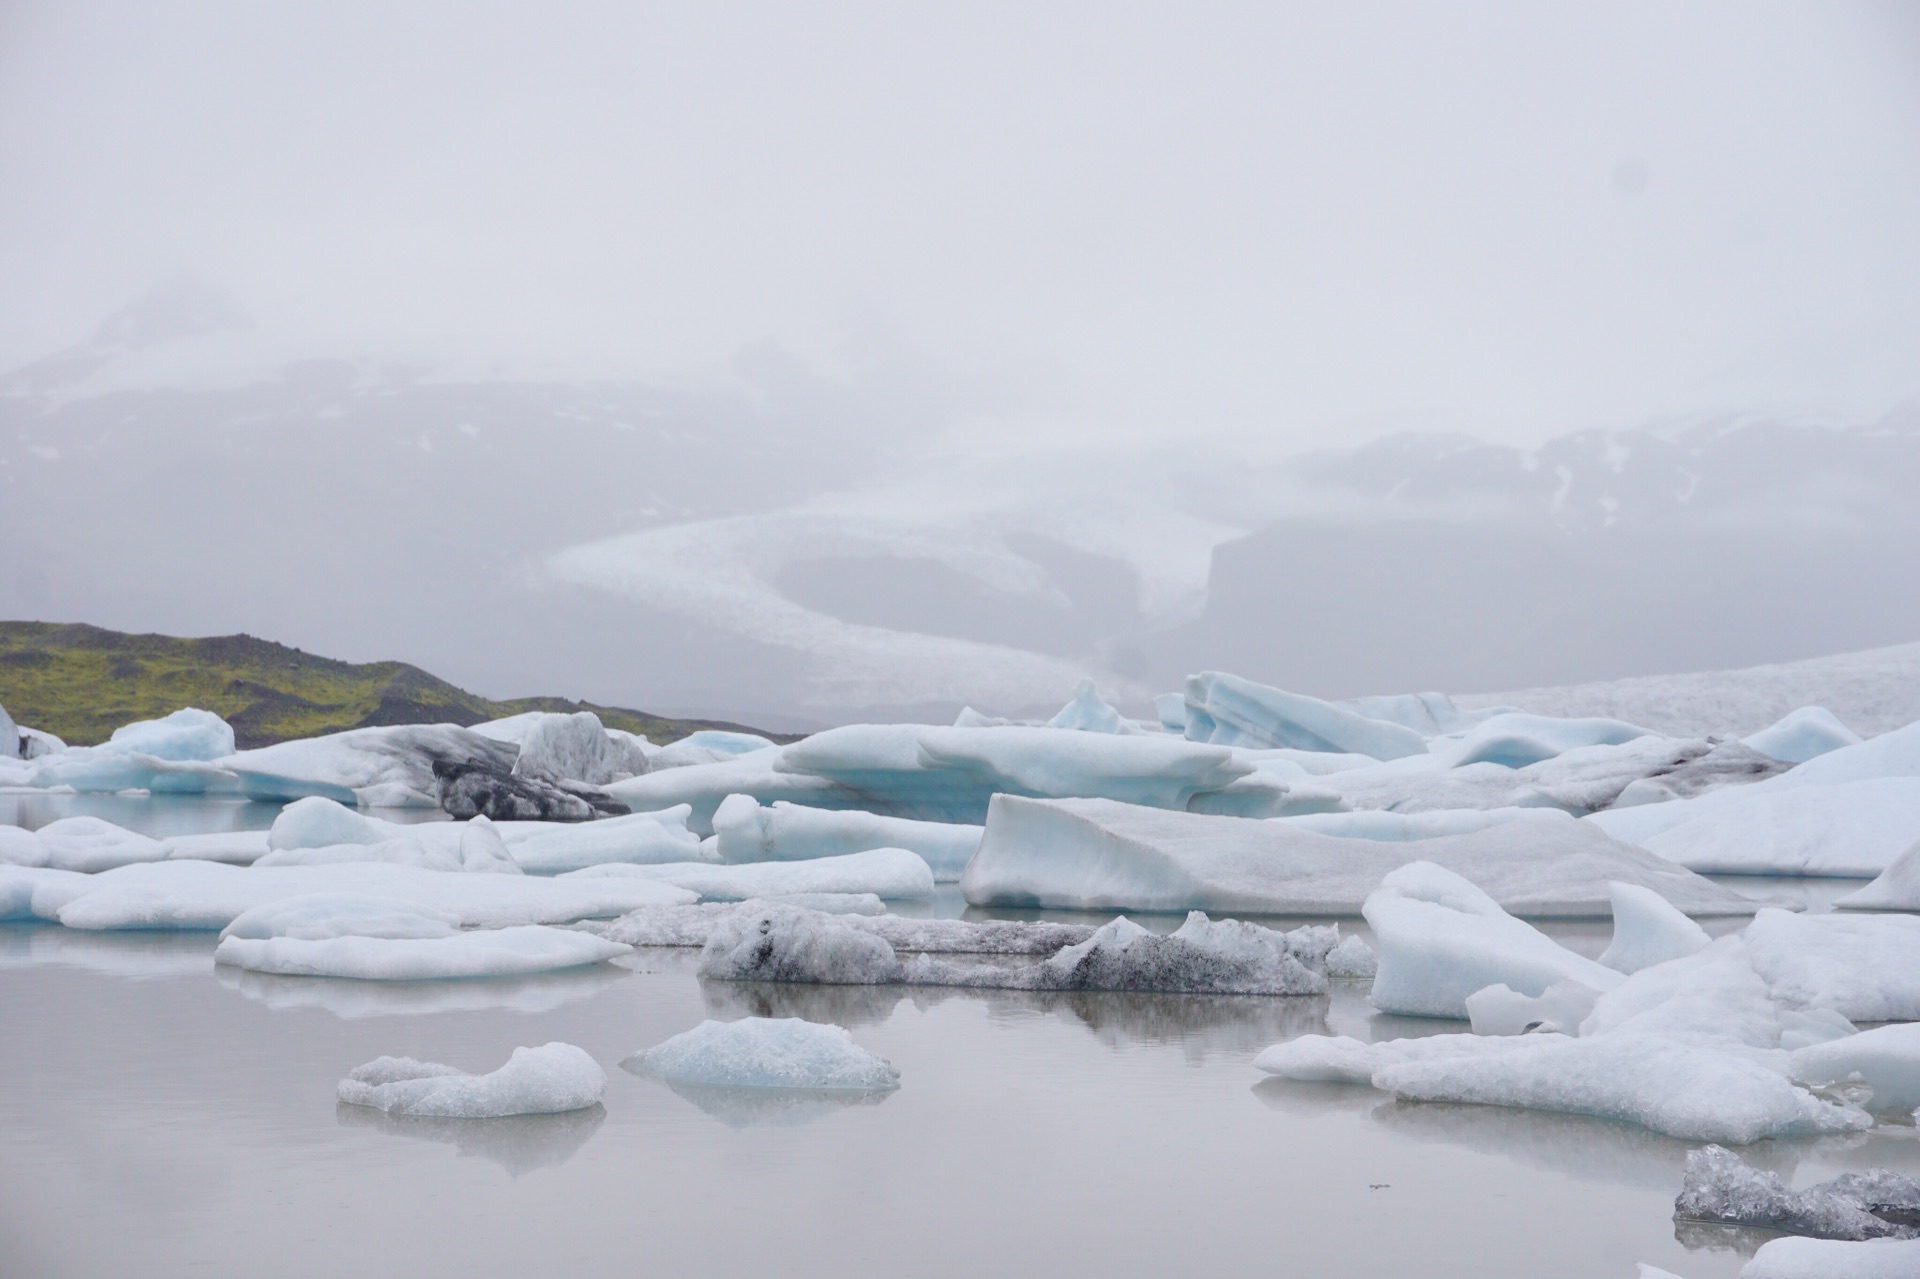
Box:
3, 3, 1918, 727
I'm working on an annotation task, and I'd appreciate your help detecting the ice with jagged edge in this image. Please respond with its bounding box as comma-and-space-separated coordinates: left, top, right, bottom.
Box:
625, 1017, 899, 1091
338, 1043, 607, 1116
1674, 1144, 1919, 1241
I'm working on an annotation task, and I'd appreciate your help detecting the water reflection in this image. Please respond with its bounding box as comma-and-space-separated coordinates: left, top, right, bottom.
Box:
216, 963, 632, 1018
0, 921, 212, 980
336, 1100, 605, 1175
638, 1077, 895, 1129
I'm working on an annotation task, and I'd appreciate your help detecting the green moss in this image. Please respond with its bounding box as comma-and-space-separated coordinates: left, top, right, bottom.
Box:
0, 621, 793, 750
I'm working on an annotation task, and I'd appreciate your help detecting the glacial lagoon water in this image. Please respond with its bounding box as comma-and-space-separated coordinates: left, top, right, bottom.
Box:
3, 797, 1916, 1278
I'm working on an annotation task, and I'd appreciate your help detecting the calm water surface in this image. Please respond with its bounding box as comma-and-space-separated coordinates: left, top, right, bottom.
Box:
2, 796, 1912, 1279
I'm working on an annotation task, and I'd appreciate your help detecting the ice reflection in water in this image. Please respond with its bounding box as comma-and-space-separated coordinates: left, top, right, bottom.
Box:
336, 1101, 607, 1175
216, 961, 634, 1019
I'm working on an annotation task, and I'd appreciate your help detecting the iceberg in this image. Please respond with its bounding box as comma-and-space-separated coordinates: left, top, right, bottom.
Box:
710, 794, 982, 880
646, 729, 780, 770
1274, 806, 1568, 841
31, 815, 168, 872
1744, 707, 1863, 764
497, 806, 706, 873
605, 751, 866, 835
625, 1018, 899, 1092
597, 900, 1089, 953
505, 711, 650, 785
560, 847, 935, 901
1744, 909, 1920, 1022
29, 859, 693, 931
0, 825, 48, 868
1599, 778, 1920, 877
1834, 839, 1920, 911
455, 816, 523, 874
1337, 690, 1497, 736
1363, 862, 1623, 1019
337, 1043, 607, 1116
777, 723, 1254, 824
103, 708, 236, 761
1597, 881, 1712, 974
1675, 1144, 1918, 1241
254, 837, 469, 873
1741, 1237, 1920, 1278
959, 795, 1755, 916
1442, 712, 1656, 768
1047, 677, 1127, 733
1464, 980, 1603, 1037
220, 893, 462, 941
215, 924, 632, 979
1790, 1022, 1920, 1112
161, 831, 270, 865
1182, 671, 1427, 758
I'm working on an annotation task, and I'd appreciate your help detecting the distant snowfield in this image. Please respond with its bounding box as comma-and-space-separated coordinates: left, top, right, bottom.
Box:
1462, 641, 1920, 738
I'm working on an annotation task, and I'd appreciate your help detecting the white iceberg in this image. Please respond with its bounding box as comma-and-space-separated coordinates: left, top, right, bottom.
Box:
29, 859, 693, 931
338, 1043, 607, 1116
254, 837, 467, 873
1741, 1237, 1920, 1278
645, 729, 780, 770
710, 794, 982, 880
1597, 881, 1712, 974
161, 831, 270, 865
1465, 980, 1604, 1037
1182, 671, 1427, 758
216, 924, 632, 979
31, 815, 168, 872
220, 893, 462, 941
498, 806, 706, 873
1441, 712, 1655, 768
1274, 806, 1563, 841
0, 825, 48, 868
1790, 1022, 1920, 1112
561, 847, 935, 901
1834, 839, 1920, 911
1363, 862, 1623, 1019
625, 1017, 899, 1091
1600, 778, 1920, 877
1047, 677, 1128, 733
1745, 909, 1920, 1022
268, 796, 395, 849
505, 711, 650, 785
103, 708, 236, 761
1744, 707, 1863, 764
605, 751, 865, 835
959, 795, 1754, 916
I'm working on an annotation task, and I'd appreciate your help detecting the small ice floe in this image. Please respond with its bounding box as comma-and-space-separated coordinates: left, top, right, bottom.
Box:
338, 1043, 607, 1117
1674, 1144, 1919, 1241
214, 924, 631, 980
1738, 1236, 1920, 1278
624, 1017, 899, 1092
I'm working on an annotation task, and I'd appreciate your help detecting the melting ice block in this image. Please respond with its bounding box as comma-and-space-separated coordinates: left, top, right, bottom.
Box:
710, 794, 982, 880
1790, 1022, 1920, 1112
1740, 1236, 1920, 1278
1743, 707, 1863, 764
1834, 838, 1920, 911
498, 806, 705, 872
1363, 862, 1623, 1018
215, 925, 631, 979
0, 825, 48, 868
220, 893, 461, 941
1745, 909, 1920, 1022
1675, 1144, 1919, 1241
31, 816, 167, 872
960, 795, 1753, 916
103, 708, 236, 761
626, 1017, 899, 1092
1599, 778, 1920, 877
1442, 712, 1656, 768
338, 1043, 607, 1116
1598, 881, 1712, 974
1182, 671, 1428, 758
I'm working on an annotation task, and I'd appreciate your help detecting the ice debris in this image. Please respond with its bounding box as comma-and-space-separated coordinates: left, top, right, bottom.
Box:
338, 1043, 606, 1116
625, 1018, 899, 1092
1674, 1144, 1919, 1241
1743, 707, 1863, 764
1789, 1021, 1920, 1112
1597, 881, 1712, 974
215, 925, 632, 979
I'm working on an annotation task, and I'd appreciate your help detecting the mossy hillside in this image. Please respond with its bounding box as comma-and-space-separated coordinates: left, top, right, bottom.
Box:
0, 621, 791, 749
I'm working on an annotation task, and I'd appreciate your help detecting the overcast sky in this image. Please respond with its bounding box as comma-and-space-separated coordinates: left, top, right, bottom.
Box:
3, 1, 1918, 451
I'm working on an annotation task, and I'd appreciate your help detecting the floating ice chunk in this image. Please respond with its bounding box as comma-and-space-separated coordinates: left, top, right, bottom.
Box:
1791, 1023, 1920, 1112
1577, 936, 1785, 1051
1779, 1008, 1858, 1054
33, 816, 168, 872
1745, 909, 1920, 1022
0, 865, 84, 918
606, 753, 863, 835
563, 848, 935, 901
508, 712, 649, 785
105, 708, 236, 761
161, 831, 270, 865
1364, 863, 1625, 1018
649, 730, 780, 769
338, 1043, 607, 1116
269, 796, 396, 849
1744, 707, 1863, 764
216, 924, 632, 979
0, 825, 48, 868
1277, 807, 1567, 841
1253, 1031, 1516, 1085
778, 723, 1254, 824
1599, 882, 1712, 974
457, 816, 522, 874
23, 751, 236, 795
1465, 980, 1604, 1036
1741, 1236, 1920, 1278
39, 860, 693, 931
254, 838, 466, 873
1769, 719, 1920, 788
1629, 779, 1920, 877
1675, 1144, 1918, 1242
698, 904, 905, 983
220, 893, 461, 941
501, 806, 705, 872
626, 1018, 899, 1092
961, 795, 1751, 917
1183, 671, 1427, 758
710, 794, 982, 880
1443, 712, 1655, 769
1049, 678, 1126, 733
1834, 839, 1920, 911
1325, 934, 1377, 979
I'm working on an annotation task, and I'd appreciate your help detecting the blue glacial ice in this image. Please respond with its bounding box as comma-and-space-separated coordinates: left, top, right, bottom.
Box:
338, 1043, 607, 1116
1181, 671, 1428, 758
709, 794, 982, 880
625, 1017, 899, 1092
1596, 881, 1712, 975
1743, 706, 1863, 764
